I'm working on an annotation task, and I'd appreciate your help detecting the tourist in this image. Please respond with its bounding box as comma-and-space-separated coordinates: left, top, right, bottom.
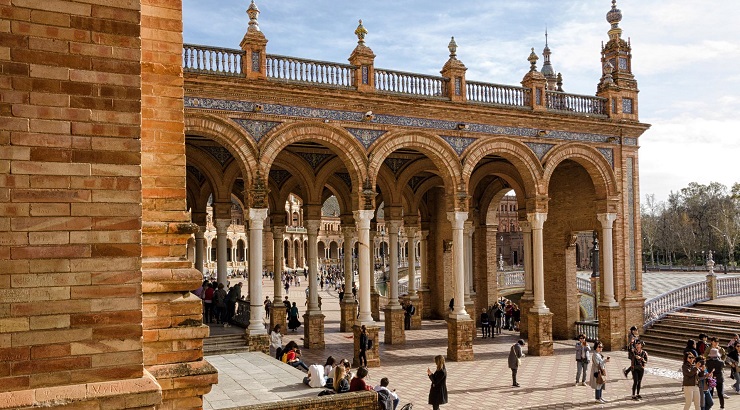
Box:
685, 339, 699, 358
324, 356, 336, 387
427, 355, 448, 410
703, 336, 727, 361
696, 357, 714, 410
726, 342, 739, 394
575, 334, 591, 386
589, 340, 610, 404
706, 347, 726, 408
193, 279, 208, 299
493, 303, 504, 335
349, 366, 373, 391
512, 304, 521, 331
203, 282, 215, 323
288, 302, 301, 331
404, 300, 415, 331
480, 309, 490, 338
448, 298, 454, 312
374, 377, 400, 410
284, 342, 309, 372
269, 324, 282, 360
213, 283, 227, 325
333, 365, 350, 393
504, 301, 514, 330
358, 325, 370, 367
630, 340, 648, 400
264, 295, 271, 318
303, 363, 326, 388
508, 339, 525, 387
623, 325, 640, 377
727, 334, 739, 349
226, 282, 242, 323
683, 350, 701, 410
697, 333, 709, 357
283, 295, 291, 311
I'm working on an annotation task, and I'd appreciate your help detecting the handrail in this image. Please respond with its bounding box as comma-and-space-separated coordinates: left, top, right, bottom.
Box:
575, 320, 599, 342
498, 270, 524, 288
546, 90, 607, 116
466, 81, 530, 108
643, 280, 709, 328
183, 44, 244, 76
717, 276, 740, 297
577, 277, 593, 295
374, 68, 447, 98
265, 54, 355, 88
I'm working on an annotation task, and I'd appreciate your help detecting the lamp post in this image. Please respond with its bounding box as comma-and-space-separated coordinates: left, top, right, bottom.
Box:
590, 231, 600, 321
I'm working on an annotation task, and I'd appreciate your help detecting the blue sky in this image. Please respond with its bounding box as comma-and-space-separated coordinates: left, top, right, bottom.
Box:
182, 0, 740, 203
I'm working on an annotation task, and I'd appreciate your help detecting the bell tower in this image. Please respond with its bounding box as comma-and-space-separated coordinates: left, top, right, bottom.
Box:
597, 0, 639, 120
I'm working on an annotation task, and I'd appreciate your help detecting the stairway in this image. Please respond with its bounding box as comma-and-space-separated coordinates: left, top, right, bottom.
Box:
641, 301, 740, 360
203, 333, 249, 356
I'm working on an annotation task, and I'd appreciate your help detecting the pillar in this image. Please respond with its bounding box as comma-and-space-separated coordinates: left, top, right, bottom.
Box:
369, 223, 380, 321
597, 213, 618, 306
271, 226, 287, 332
405, 226, 421, 329
597, 212, 621, 351
418, 230, 430, 319
518, 220, 533, 338
447, 211, 474, 361
246, 208, 269, 353
214, 219, 230, 286
354, 210, 380, 365
194, 229, 205, 274
303, 219, 325, 349
341, 227, 357, 332
384, 220, 404, 344
526, 212, 553, 356
463, 221, 474, 310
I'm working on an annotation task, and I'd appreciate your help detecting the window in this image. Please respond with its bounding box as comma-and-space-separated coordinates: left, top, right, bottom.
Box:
622, 98, 633, 114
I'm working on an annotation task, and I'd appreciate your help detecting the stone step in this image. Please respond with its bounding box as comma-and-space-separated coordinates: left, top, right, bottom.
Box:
694, 303, 740, 315
203, 334, 248, 356
649, 320, 740, 339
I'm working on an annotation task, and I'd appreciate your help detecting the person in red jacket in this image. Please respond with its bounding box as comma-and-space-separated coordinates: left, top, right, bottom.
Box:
349, 366, 373, 392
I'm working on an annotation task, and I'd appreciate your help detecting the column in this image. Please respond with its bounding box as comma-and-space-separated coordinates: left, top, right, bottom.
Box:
447, 212, 469, 319
597, 213, 618, 306
463, 221, 474, 306
303, 219, 325, 348
354, 210, 374, 324
526, 212, 553, 356
194, 229, 205, 274
271, 226, 287, 332
214, 219, 230, 286
247, 208, 268, 335
369, 223, 379, 321
518, 220, 533, 338
405, 227, 418, 296
386, 220, 401, 307
340, 227, 356, 332
418, 230, 430, 319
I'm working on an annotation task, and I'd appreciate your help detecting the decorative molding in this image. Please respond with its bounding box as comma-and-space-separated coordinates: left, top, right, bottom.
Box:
345, 127, 386, 149
627, 157, 636, 291
231, 118, 281, 142
269, 169, 292, 189
524, 142, 554, 161
297, 152, 331, 170
440, 136, 476, 155
201, 146, 233, 167
623, 137, 637, 146
384, 157, 410, 174
597, 148, 614, 168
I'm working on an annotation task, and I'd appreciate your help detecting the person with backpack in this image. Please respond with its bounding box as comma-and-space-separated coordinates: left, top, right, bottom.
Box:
373, 377, 399, 410
225, 282, 241, 323
213, 283, 227, 325
706, 347, 725, 409
623, 325, 640, 377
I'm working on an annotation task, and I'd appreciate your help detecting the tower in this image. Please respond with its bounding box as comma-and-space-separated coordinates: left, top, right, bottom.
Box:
541, 30, 558, 90
597, 0, 639, 120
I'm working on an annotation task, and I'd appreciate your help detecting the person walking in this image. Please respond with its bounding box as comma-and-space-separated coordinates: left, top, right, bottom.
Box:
427, 355, 448, 410
358, 325, 370, 367
682, 351, 701, 410
508, 339, 525, 387
726, 342, 739, 394
480, 309, 491, 338
706, 347, 726, 408
630, 340, 648, 400
589, 340, 610, 404
288, 302, 301, 331
623, 325, 640, 377
575, 334, 591, 386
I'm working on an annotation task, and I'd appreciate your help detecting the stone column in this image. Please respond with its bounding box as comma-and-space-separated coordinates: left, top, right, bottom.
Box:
518, 220, 533, 338
384, 220, 404, 344
463, 221, 475, 312
405, 227, 421, 329
597, 213, 618, 306
447, 211, 474, 361
596, 212, 620, 351
526, 212, 553, 356
354, 210, 380, 367
214, 219, 230, 286
271, 226, 287, 332
303, 219, 325, 349
418, 230, 430, 320
194, 229, 205, 274
341, 227, 356, 332
369, 223, 380, 321
246, 208, 269, 352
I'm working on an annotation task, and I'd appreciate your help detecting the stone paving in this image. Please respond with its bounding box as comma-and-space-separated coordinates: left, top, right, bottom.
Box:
203, 273, 740, 409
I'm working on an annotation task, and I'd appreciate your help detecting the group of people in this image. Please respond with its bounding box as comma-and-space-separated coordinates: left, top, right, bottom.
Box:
682, 332, 740, 410
192, 279, 243, 326
479, 298, 521, 338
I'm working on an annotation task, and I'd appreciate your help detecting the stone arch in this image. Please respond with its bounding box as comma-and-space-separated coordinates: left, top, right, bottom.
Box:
368, 130, 462, 199
541, 142, 618, 200
185, 146, 230, 202
185, 113, 258, 190
461, 138, 542, 197
259, 122, 368, 195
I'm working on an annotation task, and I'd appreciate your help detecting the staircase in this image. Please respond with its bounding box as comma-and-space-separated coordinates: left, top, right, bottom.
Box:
641, 301, 740, 360
203, 333, 249, 356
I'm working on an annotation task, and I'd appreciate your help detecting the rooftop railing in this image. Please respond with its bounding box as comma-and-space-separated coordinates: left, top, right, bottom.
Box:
374, 68, 447, 98
265, 54, 355, 88
466, 81, 530, 108
546, 90, 607, 116
183, 44, 243, 76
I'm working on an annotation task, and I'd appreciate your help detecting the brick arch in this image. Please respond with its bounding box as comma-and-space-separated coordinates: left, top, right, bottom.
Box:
259, 122, 368, 197
368, 130, 461, 191
409, 175, 445, 214
542, 142, 618, 199
185, 146, 229, 202
461, 138, 542, 197
185, 113, 259, 189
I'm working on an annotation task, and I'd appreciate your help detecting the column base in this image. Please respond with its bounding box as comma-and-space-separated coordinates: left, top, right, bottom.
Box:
518, 295, 533, 339
383, 306, 405, 345
464, 300, 476, 339
597, 304, 624, 351
417, 288, 431, 320
245, 331, 270, 354
371, 292, 380, 322
526, 310, 553, 356
303, 311, 325, 349
353, 324, 380, 368
408, 295, 422, 330
340, 299, 357, 332
270, 305, 287, 334
446, 317, 474, 361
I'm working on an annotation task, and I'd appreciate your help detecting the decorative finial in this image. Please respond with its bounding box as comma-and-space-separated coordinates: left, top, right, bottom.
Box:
247, 0, 260, 32
602, 61, 614, 85
556, 73, 563, 91
448, 36, 457, 58
355, 19, 368, 44
527, 47, 539, 72
545, 27, 549, 48
606, 0, 623, 40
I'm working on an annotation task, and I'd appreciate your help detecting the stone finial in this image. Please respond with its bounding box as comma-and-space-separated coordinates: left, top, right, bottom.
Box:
247, 0, 261, 32
355, 19, 368, 44
601, 61, 614, 85
556, 73, 563, 91
448, 36, 458, 59
606, 0, 623, 40
528, 47, 539, 72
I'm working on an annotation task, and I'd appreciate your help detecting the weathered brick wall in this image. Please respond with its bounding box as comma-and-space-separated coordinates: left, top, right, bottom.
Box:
244, 391, 378, 410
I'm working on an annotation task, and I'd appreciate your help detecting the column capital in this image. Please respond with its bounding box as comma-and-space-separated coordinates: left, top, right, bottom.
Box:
272, 225, 285, 236
446, 211, 468, 229
420, 230, 429, 239
463, 220, 474, 236
526, 212, 547, 230
597, 212, 618, 228
519, 220, 531, 233
248, 208, 268, 223
194, 227, 206, 239
404, 226, 418, 239
353, 210, 374, 229
214, 219, 230, 233
342, 226, 356, 240
385, 219, 402, 234
304, 219, 321, 235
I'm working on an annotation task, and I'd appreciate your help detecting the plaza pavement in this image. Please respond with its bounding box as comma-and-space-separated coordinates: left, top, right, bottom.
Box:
204, 271, 740, 409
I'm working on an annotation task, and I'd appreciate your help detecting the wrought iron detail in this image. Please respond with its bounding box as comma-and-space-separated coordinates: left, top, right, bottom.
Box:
202, 146, 233, 167
441, 135, 476, 155
346, 127, 386, 149
525, 142, 554, 161
231, 118, 281, 142
298, 152, 331, 170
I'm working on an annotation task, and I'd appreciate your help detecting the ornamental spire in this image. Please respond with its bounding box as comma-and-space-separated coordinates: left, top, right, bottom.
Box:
448, 36, 458, 59
355, 19, 368, 45
527, 47, 539, 72
606, 0, 623, 40
247, 0, 260, 32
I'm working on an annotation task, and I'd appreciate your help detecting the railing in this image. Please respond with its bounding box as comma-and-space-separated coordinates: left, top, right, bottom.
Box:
717, 276, 740, 297
375, 68, 447, 98
232, 299, 250, 328
577, 277, 593, 295
643, 281, 709, 328
498, 270, 524, 288
546, 91, 607, 116
183, 44, 244, 76
265, 54, 355, 88
575, 321, 599, 342
466, 81, 530, 108
398, 277, 421, 296
285, 226, 307, 234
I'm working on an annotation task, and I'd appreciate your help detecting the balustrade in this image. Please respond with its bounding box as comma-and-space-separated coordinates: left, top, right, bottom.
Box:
466, 81, 530, 108
374, 68, 447, 98
183, 44, 243, 76
643, 281, 709, 327
575, 321, 599, 342
498, 270, 524, 288
577, 277, 593, 295
546, 91, 607, 116
717, 276, 740, 297
265, 54, 355, 87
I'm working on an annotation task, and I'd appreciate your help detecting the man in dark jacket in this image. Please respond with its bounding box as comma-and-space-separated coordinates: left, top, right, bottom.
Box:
225, 282, 242, 322
706, 347, 726, 409
508, 339, 525, 387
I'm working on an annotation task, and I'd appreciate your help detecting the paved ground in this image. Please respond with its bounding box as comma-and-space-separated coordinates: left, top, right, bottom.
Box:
203, 273, 740, 409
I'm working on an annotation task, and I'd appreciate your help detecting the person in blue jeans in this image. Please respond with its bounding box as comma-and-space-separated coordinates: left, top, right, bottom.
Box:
589, 341, 610, 404
575, 334, 591, 386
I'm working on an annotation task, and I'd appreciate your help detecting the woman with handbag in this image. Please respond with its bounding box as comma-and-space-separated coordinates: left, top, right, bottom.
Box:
427, 355, 448, 410
589, 340, 610, 404
508, 339, 525, 387
630, 340, 648, 400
